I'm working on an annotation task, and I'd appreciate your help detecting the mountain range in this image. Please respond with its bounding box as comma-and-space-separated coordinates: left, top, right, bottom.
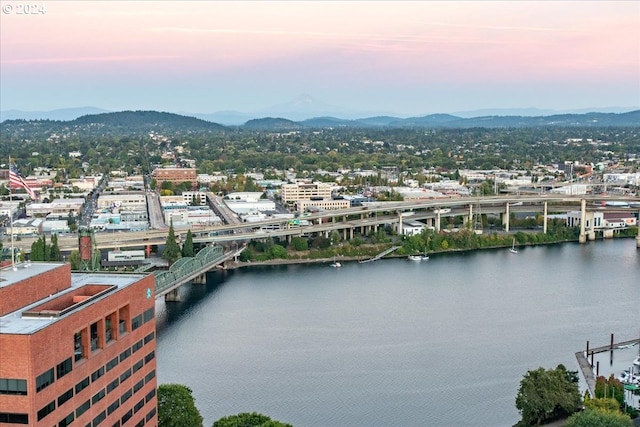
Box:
2, 94, 638, 125
1, 110, 638, 135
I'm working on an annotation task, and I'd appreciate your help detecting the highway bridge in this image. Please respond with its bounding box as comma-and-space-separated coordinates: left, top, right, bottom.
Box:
9, 194, 640, 254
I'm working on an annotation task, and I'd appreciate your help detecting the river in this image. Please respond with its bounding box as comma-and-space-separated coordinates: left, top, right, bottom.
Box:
155, 239, 640, 426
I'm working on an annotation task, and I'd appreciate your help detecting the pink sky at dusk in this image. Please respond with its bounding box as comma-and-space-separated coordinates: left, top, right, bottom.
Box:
1, 1, 638, 115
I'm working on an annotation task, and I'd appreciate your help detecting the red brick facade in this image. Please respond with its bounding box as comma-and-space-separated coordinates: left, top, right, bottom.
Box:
0, 265, 157, 427
153, 168, 196, 189
0, 264, 71, 316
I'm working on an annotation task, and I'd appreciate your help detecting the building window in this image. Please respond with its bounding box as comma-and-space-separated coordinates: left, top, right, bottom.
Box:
0, 378, 27, 395
144, 370, 155, 384
143, 332, 155, 344
37, 400, 56, 421
119, 306, 129, 335
106, 378, 119, 394
120, 348, 131, 362
132, 359, 144, 374
120, 368, 132, 383
145, 407, 156, 422
76, 399, 90, 418
91, 366, 104, 382
106, 356, 119, 372
36, 368, 55, 392
0, 413, 29, 424
92, 388, 106, 404
144, 351, 155, 364
132, 339, 143, 353
75, 376, 90, 394
57, 388, 74, 406
107, 399, 120, 415
90, 321, 100, 351
105, 313, 115, 343
144, 388, 156, 403
133, 398, 145, 414
121, 409, 133, 424
131, 314, 142, 331
56, 357, 73, 380
121, 388, 133, 404
133, 379, 144, 394
74, 331, 85, 361
92, 410, 106, 427
143, 308, 154, 323
58, 412, 74, 427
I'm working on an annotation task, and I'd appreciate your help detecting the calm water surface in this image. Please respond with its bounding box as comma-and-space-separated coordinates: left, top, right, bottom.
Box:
156, 239, 640, 427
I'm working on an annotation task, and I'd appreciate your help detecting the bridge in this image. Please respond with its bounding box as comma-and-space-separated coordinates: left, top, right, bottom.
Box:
11, 194, 640, 254
153, 244, 245, 301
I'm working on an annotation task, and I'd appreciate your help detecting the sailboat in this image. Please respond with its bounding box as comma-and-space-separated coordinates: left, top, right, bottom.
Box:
408, 250, 429, 261
509, 238, 518, 254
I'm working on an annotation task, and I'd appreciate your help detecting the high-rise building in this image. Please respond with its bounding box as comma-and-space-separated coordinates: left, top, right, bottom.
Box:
0, 262, 157, 427
280, 182, 333, 204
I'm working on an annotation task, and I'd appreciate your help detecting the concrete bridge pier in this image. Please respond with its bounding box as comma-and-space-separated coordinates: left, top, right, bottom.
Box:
579, 199, 587, 244
637, 228, 640, 248
467, 204, 473, 229
165, 288, 181, 302
192, 273, 206, 284
436, 212, 441, 232
543, 201, 548, 234
502, 203, 510, 232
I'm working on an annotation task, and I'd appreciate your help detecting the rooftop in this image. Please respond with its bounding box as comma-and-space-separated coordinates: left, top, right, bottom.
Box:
0, 262, 149, 335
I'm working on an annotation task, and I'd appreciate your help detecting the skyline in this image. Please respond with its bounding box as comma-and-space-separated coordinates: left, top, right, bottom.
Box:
1, 1, 639, 116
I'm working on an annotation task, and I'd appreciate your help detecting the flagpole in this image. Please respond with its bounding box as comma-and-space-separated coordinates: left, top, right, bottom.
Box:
9, 156, 16, 270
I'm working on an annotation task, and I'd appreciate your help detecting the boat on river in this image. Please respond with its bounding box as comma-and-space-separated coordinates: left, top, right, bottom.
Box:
510, 238, 518, 254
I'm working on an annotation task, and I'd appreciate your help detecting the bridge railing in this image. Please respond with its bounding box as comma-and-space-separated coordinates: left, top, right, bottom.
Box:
154, 245, 224, 294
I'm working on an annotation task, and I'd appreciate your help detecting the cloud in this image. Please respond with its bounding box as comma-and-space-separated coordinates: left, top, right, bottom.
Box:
2, 55, 180, 65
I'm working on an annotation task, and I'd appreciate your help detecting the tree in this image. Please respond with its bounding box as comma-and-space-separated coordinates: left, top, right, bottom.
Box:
30, 237, 45, 261
162, 222, 182, 264
515, 364, 582, 426
212, 412, 292, 427
157, 384, 203, 427
43, 234, 51, 261
563, 408, 633, 427
290, 236, 308, 251
50, 233, 61, 261
182, 230, 194, 258
68, 250, 81, 270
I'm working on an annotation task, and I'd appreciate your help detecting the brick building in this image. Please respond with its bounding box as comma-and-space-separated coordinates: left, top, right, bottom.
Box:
0, 263, 157, 427
152, 167, 196, 189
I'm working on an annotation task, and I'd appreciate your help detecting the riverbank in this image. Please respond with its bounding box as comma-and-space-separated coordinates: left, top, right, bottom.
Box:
224, 237, 573, 270
224, 233, 640, 271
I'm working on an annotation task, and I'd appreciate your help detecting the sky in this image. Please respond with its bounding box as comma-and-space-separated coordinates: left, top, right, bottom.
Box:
1, 1, 639, 116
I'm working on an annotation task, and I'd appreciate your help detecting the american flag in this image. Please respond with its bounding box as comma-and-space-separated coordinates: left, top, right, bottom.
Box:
9, 164, 37, 199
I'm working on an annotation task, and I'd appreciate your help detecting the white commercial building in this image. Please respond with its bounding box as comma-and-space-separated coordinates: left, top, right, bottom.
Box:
26, 198, 85, 218
281, 182, 333, 204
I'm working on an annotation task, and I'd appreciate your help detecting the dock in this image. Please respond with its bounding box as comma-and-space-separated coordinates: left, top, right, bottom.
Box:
575, 334, 640, 397
359, 246, 400, 263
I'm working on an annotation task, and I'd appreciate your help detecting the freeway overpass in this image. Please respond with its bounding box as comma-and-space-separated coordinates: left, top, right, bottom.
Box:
9, 194, 640, 254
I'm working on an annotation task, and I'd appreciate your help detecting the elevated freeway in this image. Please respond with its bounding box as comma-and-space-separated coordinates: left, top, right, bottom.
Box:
10, 194, 640, 254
